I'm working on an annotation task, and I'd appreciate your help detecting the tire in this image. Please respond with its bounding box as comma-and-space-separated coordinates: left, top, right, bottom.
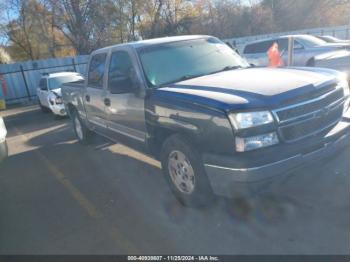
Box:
306, 58, 315, 67
71, 110, 93, 144
160, 135, 214, 207
0, 140, 8, 162
39, 101, 50, 113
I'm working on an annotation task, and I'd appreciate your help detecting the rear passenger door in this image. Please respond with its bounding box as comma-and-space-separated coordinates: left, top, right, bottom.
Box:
84, 52, 108, 129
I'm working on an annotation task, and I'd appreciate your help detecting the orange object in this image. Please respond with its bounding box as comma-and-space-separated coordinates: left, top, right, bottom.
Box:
267, 42, 284, 67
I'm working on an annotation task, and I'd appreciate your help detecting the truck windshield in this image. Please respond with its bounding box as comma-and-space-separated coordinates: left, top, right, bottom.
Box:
138, 37, 249, 87
48, 75, 83, 90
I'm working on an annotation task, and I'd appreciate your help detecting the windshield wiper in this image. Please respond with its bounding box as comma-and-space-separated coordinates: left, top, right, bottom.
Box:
210, 65, 243, 75
157, 66, 243, 88
158, 74, 205, 87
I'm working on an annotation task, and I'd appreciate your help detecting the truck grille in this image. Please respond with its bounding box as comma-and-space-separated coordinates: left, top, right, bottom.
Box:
273, 85, 345, 142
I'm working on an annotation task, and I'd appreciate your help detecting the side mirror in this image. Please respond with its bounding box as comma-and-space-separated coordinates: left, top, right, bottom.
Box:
128, 68, 140, 91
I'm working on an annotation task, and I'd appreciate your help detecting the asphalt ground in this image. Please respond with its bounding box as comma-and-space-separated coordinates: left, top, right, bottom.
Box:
1, 105, 350, 254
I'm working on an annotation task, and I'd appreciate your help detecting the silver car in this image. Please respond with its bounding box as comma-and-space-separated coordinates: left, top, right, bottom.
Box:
0, 116, 7, 162
243, 34, 350, 67
316, 35, 350, 44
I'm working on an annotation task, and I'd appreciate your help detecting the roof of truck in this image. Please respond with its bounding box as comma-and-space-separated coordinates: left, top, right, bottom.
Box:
93, 35, 212, 54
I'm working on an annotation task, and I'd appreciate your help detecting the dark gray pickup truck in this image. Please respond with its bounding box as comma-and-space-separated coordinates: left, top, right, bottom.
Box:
62, 35, 350, 206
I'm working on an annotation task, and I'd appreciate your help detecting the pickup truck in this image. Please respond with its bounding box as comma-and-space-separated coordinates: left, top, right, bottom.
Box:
62, 35, 350, 207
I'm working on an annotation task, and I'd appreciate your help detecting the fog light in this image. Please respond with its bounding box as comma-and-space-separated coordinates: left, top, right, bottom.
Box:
235, 132, 279, 152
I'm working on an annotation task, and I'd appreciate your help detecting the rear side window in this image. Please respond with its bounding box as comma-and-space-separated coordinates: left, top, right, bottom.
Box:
244, 40, 274, 54
39, 78, 48, 90
88, 53, 107, 88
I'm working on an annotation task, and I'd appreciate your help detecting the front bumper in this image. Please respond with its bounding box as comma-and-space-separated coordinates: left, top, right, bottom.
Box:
204, 110, 350, 197
49, 103, 67, 116
0, 139, 8, 162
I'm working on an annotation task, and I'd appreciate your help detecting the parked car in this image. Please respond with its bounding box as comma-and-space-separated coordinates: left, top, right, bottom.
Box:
0, 116, 8, 162
37, 72, 84, 117
316, 35, 350, 44
62, 35, 350, 207
243, 34, 350, 67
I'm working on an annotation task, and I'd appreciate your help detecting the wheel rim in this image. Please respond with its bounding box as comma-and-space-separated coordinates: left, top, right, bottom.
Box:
74, 115, 83, 141
168, 150, 195, 194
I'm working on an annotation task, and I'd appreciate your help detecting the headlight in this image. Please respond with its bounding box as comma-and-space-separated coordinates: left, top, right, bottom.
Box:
49, 96, 63, 105
0, 118, 7, 142
229, 111, 274, 129
55, 97, 63, 104
235, 132, 279, 152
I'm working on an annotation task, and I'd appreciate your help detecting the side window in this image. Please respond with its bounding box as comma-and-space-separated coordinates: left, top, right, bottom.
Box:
244, 41, 274, 54
243, 44, 255, 54
88, 53, 107, 88
258, 40, 274, 53
294, 40, 304, 50
108, 51, 134, 94
277, 39, 288, 52
39, 78, 48, 91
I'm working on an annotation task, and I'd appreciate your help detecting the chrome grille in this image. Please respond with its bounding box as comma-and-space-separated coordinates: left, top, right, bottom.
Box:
273, 86, 345, 142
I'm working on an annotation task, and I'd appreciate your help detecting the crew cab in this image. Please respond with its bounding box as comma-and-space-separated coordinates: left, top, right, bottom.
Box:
37, 72, 83, 116
62, 35, 350, 206
0, 116, 8, 162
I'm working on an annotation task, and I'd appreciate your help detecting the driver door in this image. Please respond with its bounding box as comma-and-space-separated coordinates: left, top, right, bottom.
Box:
292, 40, 306, 66
104, 48, 146, 143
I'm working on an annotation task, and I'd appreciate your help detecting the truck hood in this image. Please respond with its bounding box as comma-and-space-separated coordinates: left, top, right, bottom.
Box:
157, 67, 340, 111
50, 88, 62, 97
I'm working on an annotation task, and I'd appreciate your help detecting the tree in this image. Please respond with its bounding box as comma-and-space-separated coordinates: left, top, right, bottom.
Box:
5, 0, 74, 61
0, 47, 11, 64
2, 0, 350, 62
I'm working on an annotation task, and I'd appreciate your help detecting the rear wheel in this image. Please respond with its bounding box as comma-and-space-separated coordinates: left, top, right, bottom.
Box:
306, 58, 315, 67
161, 135, 214, 207
72, 110, 93, 144
0, 140, 8, 162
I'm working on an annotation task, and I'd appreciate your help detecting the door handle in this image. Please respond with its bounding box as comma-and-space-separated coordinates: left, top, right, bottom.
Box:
104, 98, 111, 107
85, 95, 90, 102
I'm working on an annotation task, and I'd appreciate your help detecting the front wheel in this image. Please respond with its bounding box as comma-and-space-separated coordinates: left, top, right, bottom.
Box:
160, 135, 214, 207
72, 110, 93, 144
